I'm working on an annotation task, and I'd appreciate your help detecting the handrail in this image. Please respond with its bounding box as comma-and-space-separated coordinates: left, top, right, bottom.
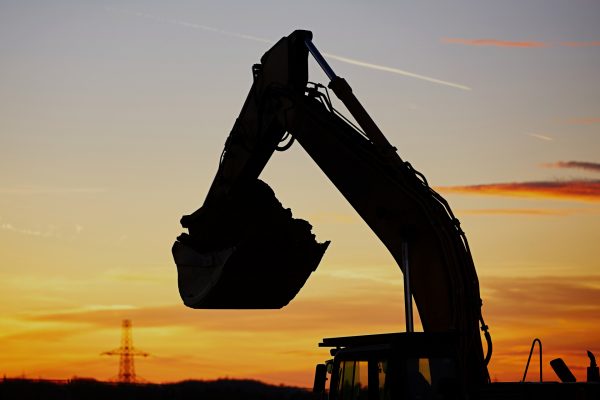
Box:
522, 338, 543, 382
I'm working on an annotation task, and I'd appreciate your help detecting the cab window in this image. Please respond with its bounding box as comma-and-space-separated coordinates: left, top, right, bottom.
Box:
336, 360, 388, 400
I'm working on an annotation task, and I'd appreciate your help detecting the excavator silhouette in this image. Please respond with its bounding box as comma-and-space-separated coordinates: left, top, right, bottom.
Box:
172, 31, 599, 399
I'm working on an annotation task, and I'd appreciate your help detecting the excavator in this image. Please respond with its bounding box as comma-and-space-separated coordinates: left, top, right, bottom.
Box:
172, 31, 599, 399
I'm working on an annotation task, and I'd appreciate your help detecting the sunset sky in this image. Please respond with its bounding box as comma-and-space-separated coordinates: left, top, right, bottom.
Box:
1, 0, 599, 387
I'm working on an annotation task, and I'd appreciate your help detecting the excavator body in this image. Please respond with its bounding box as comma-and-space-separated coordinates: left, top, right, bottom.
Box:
313, 333, 599, 399
173, 30, 600, 399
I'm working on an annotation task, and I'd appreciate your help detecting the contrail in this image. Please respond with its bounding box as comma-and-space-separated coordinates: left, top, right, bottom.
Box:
525, 132, 554, 141
107, 8, 471, 91
321, 52, 471, 90
107, 8, 274, 44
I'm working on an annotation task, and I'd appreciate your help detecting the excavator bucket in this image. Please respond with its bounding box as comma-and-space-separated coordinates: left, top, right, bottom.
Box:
173, 179, 329, 309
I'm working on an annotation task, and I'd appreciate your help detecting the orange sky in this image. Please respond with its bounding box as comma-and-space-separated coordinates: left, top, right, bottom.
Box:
1, 0, 600, 389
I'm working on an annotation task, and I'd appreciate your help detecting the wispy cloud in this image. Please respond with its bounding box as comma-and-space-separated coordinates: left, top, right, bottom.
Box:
0, 218, 84, 239
109, 8, 273, 44
437, 180, 600, 202
107, 8, 470, 90
560, 41, 600, 47
320, 270, 402, 287
565, 117, 600, 126
443, 38, 600, 49
306, 212, 359, 225
1, 221, 61, 238
8, 274, 600, 383
23, 274, 406, 334
25, 297, 403, 334
0, 186, 106, 195
525, 132, 554, 141
442, 37, 546, 48
457, 208, 581, 217
480, 275, 600, 381
482, 275, 600, 321
0, 327, 90, 343
105, 268, 171, 283
542, 161, 600, 173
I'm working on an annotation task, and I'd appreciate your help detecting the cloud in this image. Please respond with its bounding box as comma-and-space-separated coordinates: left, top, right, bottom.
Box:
482, 275, 600, 321
105, 269, 171, 283
21, 274, 406, 335
457, 208, 578, 216
443, 38, 600, 49
442, 37, 546, 48
560, 41, 600, 47
437, 180, 600, 202
0, 186, 106, 195
5, 271, 599, 383
9, 274, 600, 383
320, 270, 402, 286
480, 275, 600, 382
525, 132, 553, 141
108, 8, 470, 90
0, 218, 85, 239
24, 297, 403, 335
306, 212, 359, 225
1, 221, 62, 238
565, 117, 600, 126
0, 327, 87, 343
109, 8, 273, 45
542, 161, 600, 173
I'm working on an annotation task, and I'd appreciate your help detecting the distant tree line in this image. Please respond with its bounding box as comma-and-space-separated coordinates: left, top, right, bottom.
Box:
0, 378, 313, 400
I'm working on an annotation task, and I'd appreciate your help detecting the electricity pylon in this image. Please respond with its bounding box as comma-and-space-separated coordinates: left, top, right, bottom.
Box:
101, 319, 149, 383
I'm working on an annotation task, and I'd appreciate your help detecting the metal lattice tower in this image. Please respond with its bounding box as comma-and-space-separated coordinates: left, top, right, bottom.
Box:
101, 319, 149, 383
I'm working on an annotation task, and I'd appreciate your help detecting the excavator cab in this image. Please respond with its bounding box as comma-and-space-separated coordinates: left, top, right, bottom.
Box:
313, 333, 463, 400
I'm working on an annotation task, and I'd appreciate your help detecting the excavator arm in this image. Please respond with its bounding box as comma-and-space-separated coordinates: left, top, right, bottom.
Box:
173, 31, 330, 309
173, 30, 490, 387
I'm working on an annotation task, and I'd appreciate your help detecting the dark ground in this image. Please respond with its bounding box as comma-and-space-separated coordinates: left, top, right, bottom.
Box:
0, 378, 314, 400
